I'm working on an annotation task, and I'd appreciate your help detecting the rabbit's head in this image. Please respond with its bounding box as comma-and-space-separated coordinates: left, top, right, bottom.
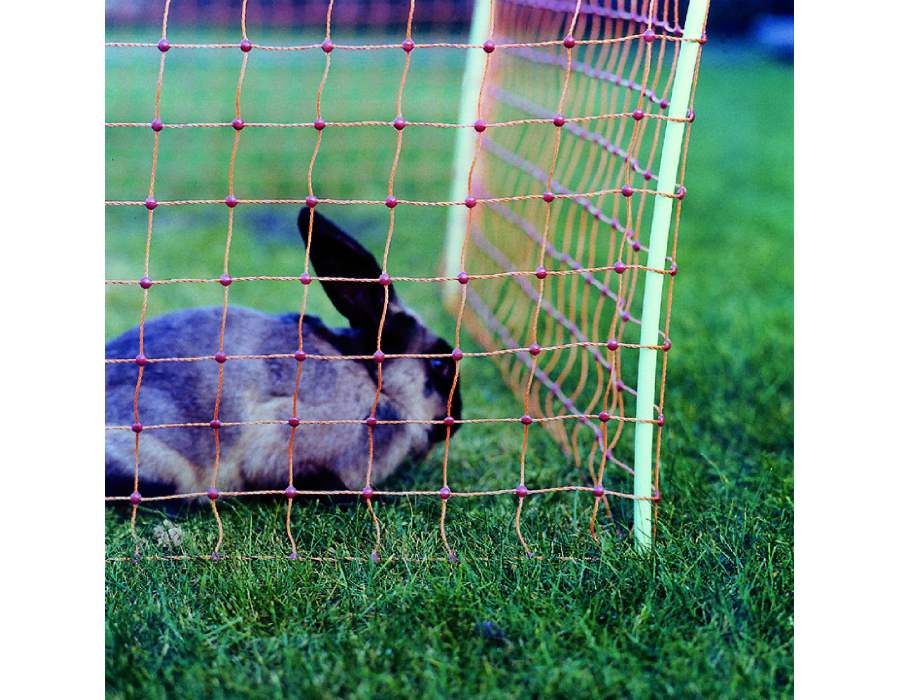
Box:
298, 208, 462, 448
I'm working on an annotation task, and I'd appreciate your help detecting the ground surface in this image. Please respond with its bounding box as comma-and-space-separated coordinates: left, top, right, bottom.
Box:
106, 34, 793, 699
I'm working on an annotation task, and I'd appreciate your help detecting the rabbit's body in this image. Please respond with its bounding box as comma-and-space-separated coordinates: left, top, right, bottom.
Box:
106, 210, 461, 499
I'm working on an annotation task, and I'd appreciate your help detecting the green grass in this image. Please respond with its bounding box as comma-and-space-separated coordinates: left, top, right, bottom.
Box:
106, 36, 793, 699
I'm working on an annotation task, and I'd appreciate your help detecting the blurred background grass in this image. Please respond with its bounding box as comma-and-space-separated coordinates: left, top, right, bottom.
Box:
105, 13, 793, 699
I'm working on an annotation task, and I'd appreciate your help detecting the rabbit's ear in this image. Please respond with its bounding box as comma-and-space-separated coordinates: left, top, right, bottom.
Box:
298, 207, 399, 333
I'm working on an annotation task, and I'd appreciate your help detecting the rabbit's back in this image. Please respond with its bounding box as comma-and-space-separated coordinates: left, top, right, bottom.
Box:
106, 306, 393, 494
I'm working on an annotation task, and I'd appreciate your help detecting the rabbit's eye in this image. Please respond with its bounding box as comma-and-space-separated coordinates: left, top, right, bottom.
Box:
430, 358, 451, 375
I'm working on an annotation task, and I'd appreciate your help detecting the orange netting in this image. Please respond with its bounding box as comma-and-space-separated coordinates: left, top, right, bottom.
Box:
105, 0, 707, 563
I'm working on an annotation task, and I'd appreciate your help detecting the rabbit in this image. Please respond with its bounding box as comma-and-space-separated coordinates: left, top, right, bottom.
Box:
106, 207, 462, 500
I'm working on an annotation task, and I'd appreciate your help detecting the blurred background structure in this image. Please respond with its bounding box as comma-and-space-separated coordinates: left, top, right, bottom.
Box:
108, 0, 793, 53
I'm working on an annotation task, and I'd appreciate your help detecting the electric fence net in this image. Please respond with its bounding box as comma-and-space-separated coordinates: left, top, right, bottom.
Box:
105, 0, 708, 563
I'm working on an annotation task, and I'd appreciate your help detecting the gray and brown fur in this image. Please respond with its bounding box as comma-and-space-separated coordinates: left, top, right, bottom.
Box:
106, 208, 461, 498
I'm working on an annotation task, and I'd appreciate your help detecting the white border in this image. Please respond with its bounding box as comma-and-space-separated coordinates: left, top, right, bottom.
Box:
3, 1, 104, 694
795, 0, 899, 696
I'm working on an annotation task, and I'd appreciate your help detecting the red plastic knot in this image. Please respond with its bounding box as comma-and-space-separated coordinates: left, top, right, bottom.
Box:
131, 422, 143, 433
365, 416, 378, 428
673, 25, 684, 38
621, 184, 634, 198
392, 116, 406, 131
643, 169, 653, 181
134, 353, 148, 367
299, 272, 312, 285
451, 347, 464, 362
675, 186, 687, 200
372, 350, 386, 363
473, 119, 487, 133
515, 483, 529, 498
207, 487, 219, 501
660, 98, 670, 109
482, 39, 495, 53
615, 379, 626, 392
662, 339, 672, 351
613, 260, 627, 274
378, 272, 391, 286
552, 114, 566, 127
592, 484, 606, 498
443, 416, 455, 427
214, 352, 227, 364
313, 117, 326, 131
209, 419, 222, 430
528, 343, 541, 356
562, 34, 576, 49
439, 486, 452, 501
632, 240, 642, 251
535, 266, 548, 280
657, 414, 665, 426
631, 108, 645, 121
240, 38, 252, 53
129, 491, 142, 506
294, 350, 307, 362
686, 109, 696, 123
598, 411, 610, 423
384, 195, 398, 209
606, 338, 619, 351
621, 310, 632, 322
305, 195, 318, 209
216, 273, 232, 288
464, 195, 477, 209
231, 118, 245, 131
542, 191, 555, 203
225, 194, 238, 208
402, 38, 415, 53
520, 415, 533, 425
653, 489, 662, 501
288, 416, 300, 427
139, 276, 153, 290
456, 271, 469, 285
321, 38, 334, 53
361, 486, 374, 501
699, 33, 708, 45
284, 485, 298, 499
157, 38, 170, 52
642, 29, 656, 43
150, 118, 164, 132
144, 197, 158, 210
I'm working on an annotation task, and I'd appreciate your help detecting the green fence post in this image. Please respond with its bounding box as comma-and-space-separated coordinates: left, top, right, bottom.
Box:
634, 0, 709, 551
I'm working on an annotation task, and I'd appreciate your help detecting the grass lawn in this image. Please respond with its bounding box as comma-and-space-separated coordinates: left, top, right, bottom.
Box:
106, 33, 793, 699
